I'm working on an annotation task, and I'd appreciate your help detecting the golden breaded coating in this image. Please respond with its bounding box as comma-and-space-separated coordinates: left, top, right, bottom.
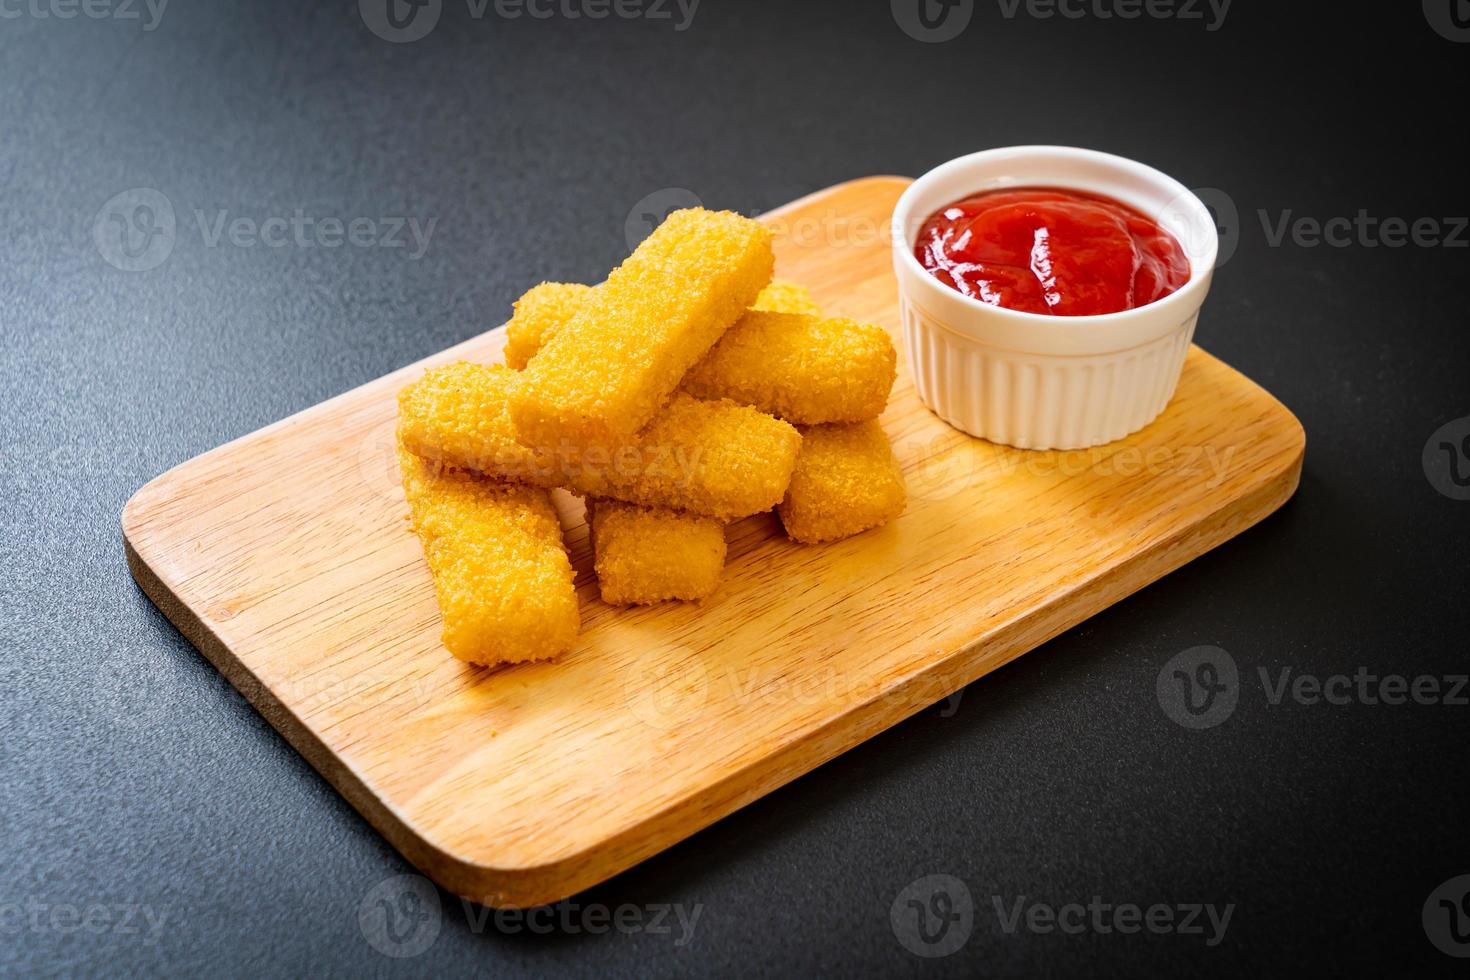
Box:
509, 208, 774, 447
501, 281, 894, 425
398, 361, 801, 521
398, 446, 579, 665
586, 499, 726, 605
681, 312, 896, 425
504, 282, 593, 370
506, 280, 818, 371
777, 420, 907, 544
751, 279, 822, 316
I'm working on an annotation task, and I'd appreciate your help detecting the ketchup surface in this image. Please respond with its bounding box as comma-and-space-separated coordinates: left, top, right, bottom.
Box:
913, 187, 1190, 316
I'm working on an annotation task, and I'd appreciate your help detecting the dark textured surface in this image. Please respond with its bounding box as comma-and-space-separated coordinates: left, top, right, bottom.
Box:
2, 1, 1468, 975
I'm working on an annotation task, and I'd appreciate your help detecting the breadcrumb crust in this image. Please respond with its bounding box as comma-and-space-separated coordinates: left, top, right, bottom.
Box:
504, 282, 592, 371
683, 311, 896, 425
586, 499, 726, 605
777, 420, 907, 544
751, 280, 822, 317
397, 446, 579, 665
508, 208, 773, 447
398, 362, 801, 521
504, 281, 894, 425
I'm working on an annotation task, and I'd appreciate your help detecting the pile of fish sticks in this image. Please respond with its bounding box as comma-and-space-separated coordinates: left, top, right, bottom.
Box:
396, 208, 905, 665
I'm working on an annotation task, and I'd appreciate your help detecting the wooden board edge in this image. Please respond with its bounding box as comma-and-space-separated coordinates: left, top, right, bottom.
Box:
758, 174, 911, 220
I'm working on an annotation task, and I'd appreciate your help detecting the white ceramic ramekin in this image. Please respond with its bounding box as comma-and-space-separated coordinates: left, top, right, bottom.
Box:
892, 146, 1218, 450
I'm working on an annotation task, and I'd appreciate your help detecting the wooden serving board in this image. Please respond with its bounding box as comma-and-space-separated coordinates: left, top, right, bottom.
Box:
123, 177, 1304, 908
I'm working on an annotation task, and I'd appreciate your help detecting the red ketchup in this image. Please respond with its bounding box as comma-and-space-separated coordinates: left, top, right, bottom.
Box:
914, 187, 1190, 316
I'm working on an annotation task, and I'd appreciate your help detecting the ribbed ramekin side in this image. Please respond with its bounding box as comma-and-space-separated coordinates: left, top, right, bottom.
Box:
900, 297, 1196, 450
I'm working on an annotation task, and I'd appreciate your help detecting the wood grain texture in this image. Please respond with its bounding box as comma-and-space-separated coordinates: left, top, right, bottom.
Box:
121, 177, 1305, 908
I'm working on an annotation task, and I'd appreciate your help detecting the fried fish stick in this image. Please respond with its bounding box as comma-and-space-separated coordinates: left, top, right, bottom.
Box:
509, 208, 774, 447
504, 283, 895, 425
504, 279, 813, 371
777, 420, 907, 544
585, 499, 726, 605
398, 446, 579, 665
504, 282, 593, 370
399, 362, 800, 521
499, 281, 809, 590
682, 312, 896, 425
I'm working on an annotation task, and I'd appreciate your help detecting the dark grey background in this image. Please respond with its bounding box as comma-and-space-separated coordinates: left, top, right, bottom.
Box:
3, 0, 1467, 975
